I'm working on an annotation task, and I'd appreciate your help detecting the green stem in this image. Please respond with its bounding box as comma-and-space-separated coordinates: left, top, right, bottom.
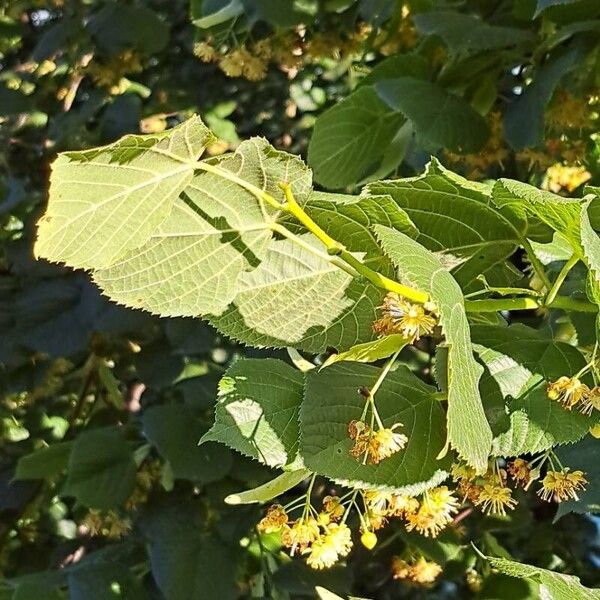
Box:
194, 162, 430, 303
464, 296, 597, 313
279, 183, 429, 304
522, 237, 552, 291
544, 255, 579, 307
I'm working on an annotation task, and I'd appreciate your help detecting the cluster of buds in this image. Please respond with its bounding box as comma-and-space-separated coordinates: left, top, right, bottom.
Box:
362, 486, 459, 539
547, 376, 600, 415
373, 293, 438, 342
391, 555, 443, 585
257, 497, 352, 570
348, 419, 408, 464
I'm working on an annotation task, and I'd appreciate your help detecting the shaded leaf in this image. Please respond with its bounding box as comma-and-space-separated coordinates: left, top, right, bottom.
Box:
202, 359, 303, 468
375, 78, 489, 153
308, 86, 404, 189
64, 428, 137, 509
300, 363, 450, 493
142, 404, 232, 482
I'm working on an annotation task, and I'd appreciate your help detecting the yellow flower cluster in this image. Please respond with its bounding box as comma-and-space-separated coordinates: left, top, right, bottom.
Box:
537, 469, 587, 503
363, 487, 459, 539
373, 292, 438, 341
348, 419, 408, 464
542, 163, 591, 194
547, 376, 600, 415
257, 497, 353, 570
547, 90, 593, 130
452, 463, 518, 515
193, 24, 372, 81
86, 50, 143, 88
81, 509, 131, 539
391, 556, 442, 585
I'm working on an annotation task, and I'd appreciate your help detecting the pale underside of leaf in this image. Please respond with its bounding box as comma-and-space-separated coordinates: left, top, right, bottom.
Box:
35, 116, 214, 269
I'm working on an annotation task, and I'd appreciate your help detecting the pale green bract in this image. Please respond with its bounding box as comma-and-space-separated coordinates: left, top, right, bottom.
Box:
373, 225, 492, 472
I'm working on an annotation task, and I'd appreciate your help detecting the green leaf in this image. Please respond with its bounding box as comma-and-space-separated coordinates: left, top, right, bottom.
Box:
360, 54, 428, 87
91, 138, 308, 317
493, 179, 582, 254
504, 46, 583, 149
484, 555, 600, 600
35, 117, 214, 270
580, 198, 600, 313
300, 363, 450, 493
307, 86, 405, 189
414, 11, 533, 55
144, 501, 239, 600
210, 253, 383, 353
471, 324, 594, 455
202, 358, 304, 468
321, 334, 409, 368
373, 226, 491, 471
301, 190, 418, 273
87, 2, 169, 55
555, 436, 600, 518
15, 443, 72, 480
224, 468, 311, 505
535, 0, 580, 16
365, 159, 524, 291
64, 427, 137, 509
375, 78, 489, 153
142, 404, 232, 482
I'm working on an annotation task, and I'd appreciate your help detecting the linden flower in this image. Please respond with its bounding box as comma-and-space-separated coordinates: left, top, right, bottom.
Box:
507, 458, 532, 487
193, 41, 218, 63
538, 469, 587, 503
451, 463, 477, 482
323, 495, 345, 521
579, 386, 600, 416
391, 557, 411, 580
306, 536, 339, 570
388, 494, 420, 517
405, 506, 448, 538
363, 490, 393, 514
546, 376, 589, 410
364, 511, 388, 531
391, 557, 442, 584
422, 486, 460, 522
348, 420, 372, 459
410, 557, 443, 584
281, 516, 320, 554
219, 50, 245, 77
374, 293, 437, 341
368, 424, 408, 464
324, 523, 353, 557
475, 483, 517, 516
257, 504, 287, 533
